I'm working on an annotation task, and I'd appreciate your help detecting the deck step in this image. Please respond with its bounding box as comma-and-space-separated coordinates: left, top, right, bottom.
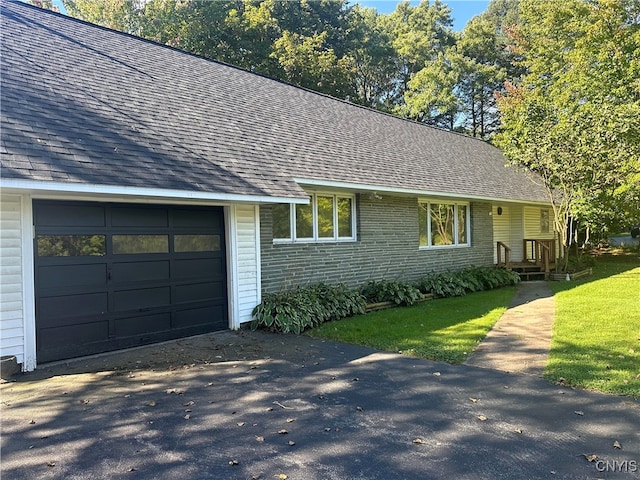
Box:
518, 271, 547, 281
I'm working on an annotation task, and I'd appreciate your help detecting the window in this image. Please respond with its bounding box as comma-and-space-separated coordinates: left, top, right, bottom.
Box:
112, 235, 168, 254
37, 234, 106, 257
540, 209, 550, 233
174, 234, 221, 252
272, 193, 356, 242
418, 201, 469, 248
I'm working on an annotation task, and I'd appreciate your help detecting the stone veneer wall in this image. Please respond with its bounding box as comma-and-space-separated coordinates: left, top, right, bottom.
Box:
260, 194, 494, 293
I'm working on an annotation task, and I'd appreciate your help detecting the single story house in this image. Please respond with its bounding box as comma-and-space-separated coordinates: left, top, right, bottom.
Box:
0, 1, 556, 371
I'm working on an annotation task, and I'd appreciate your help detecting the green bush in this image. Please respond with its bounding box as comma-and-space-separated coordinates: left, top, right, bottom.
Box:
418, 267, 519, 298
251, 283, 365, 334
360, 279, 422, 306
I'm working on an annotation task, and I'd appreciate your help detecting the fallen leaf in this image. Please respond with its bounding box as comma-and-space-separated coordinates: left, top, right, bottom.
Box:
352, 377, 359, 381
81, 399, 90, 405
207, 382, 214, 387
47, 461, 56, 467
582, 454, 598, 462
128, 467, 137, 472
183, 401, 195, 407
613, 441, 622, 449
286, 418, 295, 423
251, 474, 262, 480
237, 422, 245, 427
574, 410, 584, 416
147, 401, 156, 407
412, 438, 424, 444
324, 427, 331, 432
277, 474, 288, 480
255, 436, 264, 442
278, 429, 288, 435
288, 441, 296, 446
514, 428, 523, 434
184, 414, 191, 420
28, 419, 36, 425
469, 397, 478, 403
477, 415, 487, 421
229, 459, 239, 466
433, 372, 441, 377
356, 406, 364, 412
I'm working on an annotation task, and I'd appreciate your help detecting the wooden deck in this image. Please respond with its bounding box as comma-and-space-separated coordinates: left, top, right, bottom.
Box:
495, 239, 558, 281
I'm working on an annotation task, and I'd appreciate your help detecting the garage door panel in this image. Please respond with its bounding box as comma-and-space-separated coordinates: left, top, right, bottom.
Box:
39, 263, 107, 289
111, 206, 168, 227
174, 282, 223, 303
113, 286, 171, 311
39, 292, 108, 322
114, 312, 171, 337
112, 260, 170, 283
39, 321, 109, 348
173, 209, 222, 228
36, 204, 105, 227
173, 258, 223, 280
174, 305, 225, 329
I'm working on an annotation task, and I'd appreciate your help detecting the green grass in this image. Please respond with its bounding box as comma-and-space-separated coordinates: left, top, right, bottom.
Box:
546, 252, 640, 397
308, 287, 516, 364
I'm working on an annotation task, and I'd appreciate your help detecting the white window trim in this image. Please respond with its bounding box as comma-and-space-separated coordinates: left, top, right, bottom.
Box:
418, 200, 470, 249
273, 192, 357, 244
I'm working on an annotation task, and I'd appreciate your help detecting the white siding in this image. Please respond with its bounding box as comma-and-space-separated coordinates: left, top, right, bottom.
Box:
524, 206, 557, 259
524, 206, 555, 239
492, 205, 511, 264
235, 205, 261, 324
509, 206, 524, 262
0, 195, 25, 365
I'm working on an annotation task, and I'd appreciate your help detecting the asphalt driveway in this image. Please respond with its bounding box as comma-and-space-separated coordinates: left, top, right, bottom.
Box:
1, 330, 639, 480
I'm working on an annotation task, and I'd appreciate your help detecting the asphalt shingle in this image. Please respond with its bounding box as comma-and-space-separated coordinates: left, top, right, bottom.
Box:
1, 1, 549, 203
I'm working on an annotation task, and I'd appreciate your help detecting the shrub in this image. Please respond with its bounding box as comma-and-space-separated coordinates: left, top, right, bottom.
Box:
360, 279, 422, 306
251, 283, 365, 334
418, 267, 519, 298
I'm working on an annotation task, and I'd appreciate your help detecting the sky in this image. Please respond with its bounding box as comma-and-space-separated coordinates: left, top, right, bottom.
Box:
356, 0, 490, 31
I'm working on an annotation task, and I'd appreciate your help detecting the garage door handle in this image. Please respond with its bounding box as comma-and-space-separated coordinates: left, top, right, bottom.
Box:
107, 270, 112, 281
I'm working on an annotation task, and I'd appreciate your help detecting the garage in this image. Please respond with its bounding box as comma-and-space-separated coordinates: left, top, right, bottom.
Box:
34, 200, 228, 363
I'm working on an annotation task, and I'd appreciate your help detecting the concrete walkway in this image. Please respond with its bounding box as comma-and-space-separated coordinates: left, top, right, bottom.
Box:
465, 281, 555, 376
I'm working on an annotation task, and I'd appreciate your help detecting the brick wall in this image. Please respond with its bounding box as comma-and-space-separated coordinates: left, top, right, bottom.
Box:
260, 195, 494, 293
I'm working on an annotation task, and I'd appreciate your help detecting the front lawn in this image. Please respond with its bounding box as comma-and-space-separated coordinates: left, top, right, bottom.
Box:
308, 287, 516, 364
546, 252, 640, 397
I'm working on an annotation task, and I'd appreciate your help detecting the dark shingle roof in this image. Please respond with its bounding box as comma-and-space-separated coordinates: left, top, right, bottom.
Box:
0, 1, 549, 204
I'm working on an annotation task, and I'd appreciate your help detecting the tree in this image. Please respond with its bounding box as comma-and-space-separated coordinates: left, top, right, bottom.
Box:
496, 0, 640, 266
382, 0, 455, 108
343, 6, 397, 110
400, 0, 518, 137
64, 0, 145, 33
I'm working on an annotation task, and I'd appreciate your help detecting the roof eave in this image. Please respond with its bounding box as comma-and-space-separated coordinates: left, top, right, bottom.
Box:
0, 179, 310, 205
294, 178, 552, 206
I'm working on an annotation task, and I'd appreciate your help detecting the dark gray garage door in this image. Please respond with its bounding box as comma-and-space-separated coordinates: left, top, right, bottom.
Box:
34, 200, 227, 363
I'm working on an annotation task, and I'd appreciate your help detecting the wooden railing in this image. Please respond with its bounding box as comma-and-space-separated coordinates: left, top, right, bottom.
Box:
496, 241, 511, 269
523, 239, 555, 279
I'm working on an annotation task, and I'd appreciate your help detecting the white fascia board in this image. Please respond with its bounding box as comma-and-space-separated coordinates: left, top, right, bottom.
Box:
0, 179, 309, 205
293, 178, 552, 206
